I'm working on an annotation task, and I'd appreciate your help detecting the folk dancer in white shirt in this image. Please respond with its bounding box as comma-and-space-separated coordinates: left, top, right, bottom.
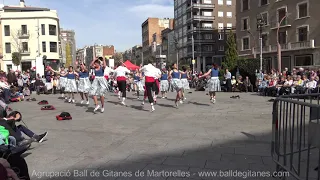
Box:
104, 65, 115, 93
114, 62, 130, 106
152, 66, 161, 104
140, 61, 160, 112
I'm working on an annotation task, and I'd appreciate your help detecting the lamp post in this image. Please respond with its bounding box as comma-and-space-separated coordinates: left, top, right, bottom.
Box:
174, 37, 179, 69
247, 31, 256, 59
277, 13, 290, 73
256, 15, 265, 72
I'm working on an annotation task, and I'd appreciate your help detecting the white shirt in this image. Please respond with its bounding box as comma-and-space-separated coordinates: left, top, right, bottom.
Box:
140, 64, 159, 78
154, 68, 161, 79
0, 81, 10, 89
306, 80, 317, 89
114, 66, 130, 78
104, 66, 115, 76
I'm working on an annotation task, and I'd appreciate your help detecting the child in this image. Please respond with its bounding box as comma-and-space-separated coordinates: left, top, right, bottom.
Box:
22, 86, 30, 96
52, 76, 58, 94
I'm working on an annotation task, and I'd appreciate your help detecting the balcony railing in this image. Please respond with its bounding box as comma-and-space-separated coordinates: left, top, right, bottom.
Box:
187, 3, 214, 10
20, 48, 30, 55
18, 30, 30, 38
254, 39, 315, 53
270, 19, 291, 29
194, 15, 215, 20
187, 26, 214, 33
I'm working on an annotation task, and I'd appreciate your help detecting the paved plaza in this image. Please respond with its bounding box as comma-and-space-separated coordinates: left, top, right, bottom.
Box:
11, 91, 281, 179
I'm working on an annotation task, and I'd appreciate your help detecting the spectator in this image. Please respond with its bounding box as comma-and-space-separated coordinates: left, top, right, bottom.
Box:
34, 77, 47, 95
6, 70, 16, 86
224, 69, 232, 92
306, 76, 317, 93
259, 77, 268, 95
243, 76, 253, 92
17, 75, 23, 92
276, 76, 285, 96
0, 78, 11, 104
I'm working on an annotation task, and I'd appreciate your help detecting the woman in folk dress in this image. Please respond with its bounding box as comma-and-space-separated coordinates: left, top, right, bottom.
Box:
77, 63, 91, 104
169, 63, 183, 107
65, 66, 79, 103
199, 64, 221, 104
180, 66, 190, 100
134, 70, 144, 99
48, 66, 67, 98
89, 57, 109, 113
159, 69, 169, 99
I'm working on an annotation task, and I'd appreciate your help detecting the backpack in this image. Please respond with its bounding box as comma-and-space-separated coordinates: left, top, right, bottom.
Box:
0, 126, 9, 145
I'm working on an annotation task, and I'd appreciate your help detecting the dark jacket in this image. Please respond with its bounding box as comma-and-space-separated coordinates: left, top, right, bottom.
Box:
34, 79, 44, 87
0, 119, 22, 141
7, 72, 16, 85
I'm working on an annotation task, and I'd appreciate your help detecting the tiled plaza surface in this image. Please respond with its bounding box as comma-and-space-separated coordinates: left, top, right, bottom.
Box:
9, 91, 311, 179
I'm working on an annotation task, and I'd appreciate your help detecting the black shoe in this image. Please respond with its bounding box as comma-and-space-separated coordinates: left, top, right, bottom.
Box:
230, 96, 235, 98
17, 139, 33, 147
36, 132, 48, 143
235, 95, 240, 99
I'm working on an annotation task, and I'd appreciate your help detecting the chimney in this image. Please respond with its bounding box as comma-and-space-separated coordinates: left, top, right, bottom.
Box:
20, 0, 25, 7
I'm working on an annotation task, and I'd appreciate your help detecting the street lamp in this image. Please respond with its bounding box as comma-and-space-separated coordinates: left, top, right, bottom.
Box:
277, 13, 290, 73
256, 14, 265, 72
247, 30, 256, 59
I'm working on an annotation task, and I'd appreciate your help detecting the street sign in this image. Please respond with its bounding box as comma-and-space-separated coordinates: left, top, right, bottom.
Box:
192, 59, 196, 64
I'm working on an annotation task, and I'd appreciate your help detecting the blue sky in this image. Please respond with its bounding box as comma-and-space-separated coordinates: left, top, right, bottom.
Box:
4, 0, 174, 51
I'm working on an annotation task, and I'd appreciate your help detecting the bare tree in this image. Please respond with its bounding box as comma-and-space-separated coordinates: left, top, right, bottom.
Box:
10, 29, 31, 68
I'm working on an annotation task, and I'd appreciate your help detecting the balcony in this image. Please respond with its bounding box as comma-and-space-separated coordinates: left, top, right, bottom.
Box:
194, 15, 215, 21
187, 26, 214, 33
18, 30, 30, 38
187, 39, 216, 44
254, 39, 315, 53
270, 19, 291, 30
187, 3, 215, 11
20, 48, 30, 55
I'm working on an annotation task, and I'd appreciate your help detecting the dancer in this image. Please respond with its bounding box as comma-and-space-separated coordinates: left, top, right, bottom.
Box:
169, 63, 183, 107
65, 66, 78, 103
134, 70, 143, 99
153, 66, 161, 103
48, 66, 67, 98
89, 57, 109, 113
180, 66, 190, 100
199, 64, 221, 104
160, 69, 169, 99
140, 60, 158, 112
77, 63, 90, 104
114, 62, 130, 106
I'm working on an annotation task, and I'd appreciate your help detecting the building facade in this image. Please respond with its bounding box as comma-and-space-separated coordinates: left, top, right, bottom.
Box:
161, 28, 177, 65
0, 0, 60, 72
60, 28, 76, 66
141, 18, 174, 62
236, 0, 320, 71
174, 0, 236, 71
103, 45, 115, 59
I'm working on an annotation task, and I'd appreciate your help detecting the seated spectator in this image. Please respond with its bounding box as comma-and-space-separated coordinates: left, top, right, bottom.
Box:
291, 75, 304, 94
279, 76, 293, 95
259, 77, 268, 96
266, 77, 278, 96
10, 88, 24, 101
17, 76, 23, 92
306, 76, 317, 93
235, 76, 245, 92
23, 86, 30, 96
243, 76, 253, 92
0, 77, 11, 104
0, 111, 47, 146
231, 76, 236, 86
35, 77, 47, 95
276, 76, 285, 96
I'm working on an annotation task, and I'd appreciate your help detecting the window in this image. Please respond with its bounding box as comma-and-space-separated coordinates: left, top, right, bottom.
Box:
218, 11, 224, 17
203, 0, 212, 4
227, 12, 232, 18
297, 26, 308, 42
219, 33, 224, 40
242, 37, 249, 50
295, 55, 312, 66
260, 12, 268, 25
278, 31, 287, 44
203, 11, 212, 16
4, 25, 10, 36
226, 0, 232, 5
42, 42, 46, 52
298, 2, 308, 18
261, 34, 268, 47
22, 42, 28, 52
218, 0, 223, 5
227, 23, 232, 29
50, 42, 57, 52
219, 45, 224, 51
5, 43, 11, 53
49, 25, 57, 35
218, 23, 224, 29
242, 0, 249, 11
278, 8, 287, 26
204, 34, 212, 39
41, 24, 45, 35
260, 0, 268, 6
242, 18, 249, 30
204, 45, 213, 51
21, 25, 27, 35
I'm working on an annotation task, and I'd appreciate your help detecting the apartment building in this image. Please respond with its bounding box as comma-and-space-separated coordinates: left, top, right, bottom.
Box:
174, 0, 235, 72
60, 29, 76, 66
141, 18, 174, 62
103, 45, 115, 59
1, 0, 60, 73
161, 28, 177, 65
236, 0, 320, 71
